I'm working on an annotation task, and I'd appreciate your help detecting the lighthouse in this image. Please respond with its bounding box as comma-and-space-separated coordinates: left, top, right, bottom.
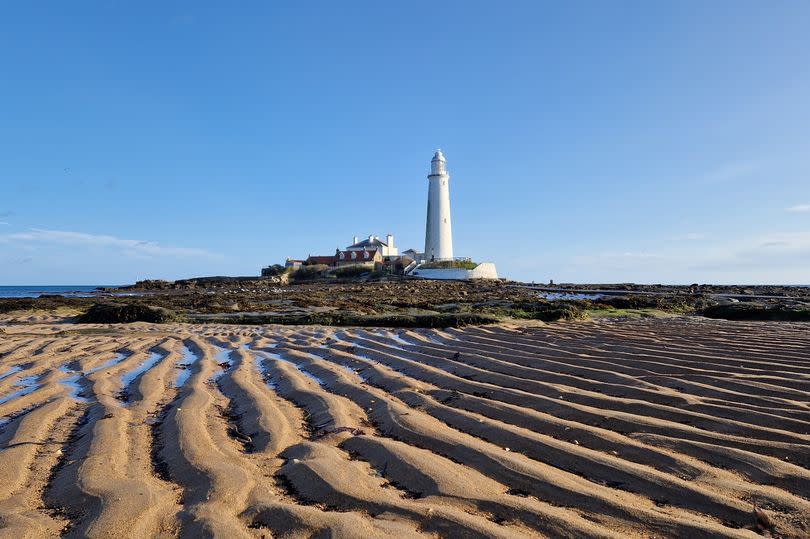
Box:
424, 149, 454, 260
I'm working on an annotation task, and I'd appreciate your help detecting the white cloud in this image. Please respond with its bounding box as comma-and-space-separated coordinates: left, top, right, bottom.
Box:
0, 228, 219, 259
786, 204, 810, 213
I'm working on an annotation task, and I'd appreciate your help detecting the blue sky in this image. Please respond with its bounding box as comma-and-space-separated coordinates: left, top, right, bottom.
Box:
1, 1, 808, 285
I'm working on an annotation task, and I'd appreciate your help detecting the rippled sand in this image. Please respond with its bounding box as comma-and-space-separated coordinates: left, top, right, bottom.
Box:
1, 318, 809, 538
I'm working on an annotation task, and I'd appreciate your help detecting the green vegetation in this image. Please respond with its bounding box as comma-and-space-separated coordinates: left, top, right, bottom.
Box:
260, 264, 288, 277
585, 308, 673, 319
419, 260, 478, 270
289, 264, 329, 281
330, 265, 371, 279
480, 295, 705, 323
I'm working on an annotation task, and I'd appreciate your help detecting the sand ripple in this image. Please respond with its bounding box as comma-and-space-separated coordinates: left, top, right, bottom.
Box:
0, 318, 809, 537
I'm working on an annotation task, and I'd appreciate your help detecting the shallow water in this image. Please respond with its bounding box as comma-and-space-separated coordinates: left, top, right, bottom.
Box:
255, 349, 325, 386
0, 375, 39, 405
537, 291, 607, 301
175, 346, 197, 387
390, 333, 415, 347
58, 366, 91, 402
340, 364, 368, 382
348, 342, 408, 377
369, 331, 407, 351
242, 342, 277, 350
421, 333, 446, 345
347, 342, 378, 363
88, 352, 129, 374
0, 365, 23, 381
253, 355, 278, 389
0, 285, 107, 298
120, 352, 163, 390
244, 344, 280, 389
296, 367, 325, 386
0, 406, 33, 429
211, 345, 235, 380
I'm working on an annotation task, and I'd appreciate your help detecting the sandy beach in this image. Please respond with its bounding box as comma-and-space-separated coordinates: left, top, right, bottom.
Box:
1, 317, 808, 538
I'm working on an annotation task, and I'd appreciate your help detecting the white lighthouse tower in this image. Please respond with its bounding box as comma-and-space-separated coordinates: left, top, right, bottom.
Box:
424, 149, 454, 260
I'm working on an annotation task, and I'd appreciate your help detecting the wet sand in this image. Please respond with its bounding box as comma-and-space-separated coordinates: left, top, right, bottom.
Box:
0, 317, 808, 538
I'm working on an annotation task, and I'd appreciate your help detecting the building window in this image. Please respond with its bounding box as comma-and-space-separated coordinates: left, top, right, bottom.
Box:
351, 252, 357, 260
364, 251, 369, 259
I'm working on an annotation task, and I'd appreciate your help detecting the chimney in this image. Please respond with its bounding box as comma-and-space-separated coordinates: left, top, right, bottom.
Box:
386, 234, 394, 247
352, 236, 358, 245
368, 234, 374, 241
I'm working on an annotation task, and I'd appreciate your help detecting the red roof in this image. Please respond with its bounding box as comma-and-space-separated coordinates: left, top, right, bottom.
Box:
306, 255, 336, 265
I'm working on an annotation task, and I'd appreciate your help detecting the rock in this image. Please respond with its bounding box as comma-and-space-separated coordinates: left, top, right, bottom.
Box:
77, 303, 180, 324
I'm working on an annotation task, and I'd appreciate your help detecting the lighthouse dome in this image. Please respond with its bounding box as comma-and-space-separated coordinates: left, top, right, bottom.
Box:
430, 150, 447, 176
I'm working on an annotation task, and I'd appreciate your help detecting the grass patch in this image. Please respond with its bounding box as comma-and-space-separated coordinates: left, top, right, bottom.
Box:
289, 265, 329, 282
419, 260, 478, 270
585, 308, 674, 319
330, 266, 372, 279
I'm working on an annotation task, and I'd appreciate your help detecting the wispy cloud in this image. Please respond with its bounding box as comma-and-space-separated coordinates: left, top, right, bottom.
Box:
701, 162, 757, 184
0, 228, 220, 259
786, 204, 810, 213
0, 221, 8, 226
688, 232, 810, 274
571, 250, 668, 268
672, 232, 706, 241
746, 231, 810, 254
555, 229, 810, 283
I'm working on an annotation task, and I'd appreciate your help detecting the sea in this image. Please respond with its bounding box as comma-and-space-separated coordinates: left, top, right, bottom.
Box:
0, 285, 117, 298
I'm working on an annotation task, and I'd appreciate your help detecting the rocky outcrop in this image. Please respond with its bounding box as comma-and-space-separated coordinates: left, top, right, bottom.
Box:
76, 303, 180, 324
702, 302, 810, 321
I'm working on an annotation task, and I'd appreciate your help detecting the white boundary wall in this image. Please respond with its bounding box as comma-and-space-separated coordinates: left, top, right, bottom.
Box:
410, 262, 498, 280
